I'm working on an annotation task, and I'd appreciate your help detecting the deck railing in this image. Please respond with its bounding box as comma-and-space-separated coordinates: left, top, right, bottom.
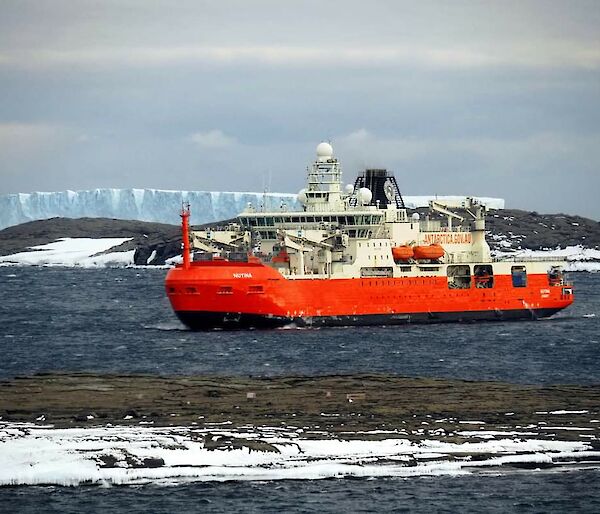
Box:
492, 255, 569, 263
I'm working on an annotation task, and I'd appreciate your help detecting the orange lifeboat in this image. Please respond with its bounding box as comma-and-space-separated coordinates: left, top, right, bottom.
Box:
392, 246, 414, 262
413, 244, 444, 260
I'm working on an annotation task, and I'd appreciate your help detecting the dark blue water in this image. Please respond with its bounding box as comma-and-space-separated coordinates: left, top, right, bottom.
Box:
1, 268, 599, 384
2, 470, 600, 513
1, 268, 599, 512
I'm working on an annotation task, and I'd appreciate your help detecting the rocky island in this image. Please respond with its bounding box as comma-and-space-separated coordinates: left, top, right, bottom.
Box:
0, 208, 598, 267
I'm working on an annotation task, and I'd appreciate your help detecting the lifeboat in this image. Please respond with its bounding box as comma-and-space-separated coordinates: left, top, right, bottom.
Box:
413, 244, 444, 260
392, 246, 414, 262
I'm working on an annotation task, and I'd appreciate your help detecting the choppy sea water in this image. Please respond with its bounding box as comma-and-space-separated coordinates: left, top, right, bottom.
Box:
1, 268, 599, 383
1, 268, 599, 512
4, 470, 600, 514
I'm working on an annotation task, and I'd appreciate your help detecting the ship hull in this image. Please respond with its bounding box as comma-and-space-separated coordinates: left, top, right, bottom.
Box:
166, 261, 573, 331
174, 307, 564, 330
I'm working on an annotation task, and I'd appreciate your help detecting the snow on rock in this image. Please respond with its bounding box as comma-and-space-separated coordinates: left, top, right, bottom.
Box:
0, 423, 597, 486
566, 261, 600, 272
0, 189, 505, 230
146, 249, 157, 264
509, 246, 600, 261
0, 238, 134, 267
493, 245, 600, 272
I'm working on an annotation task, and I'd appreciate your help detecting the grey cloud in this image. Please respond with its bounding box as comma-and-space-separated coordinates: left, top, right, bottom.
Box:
0, 0, 599, 219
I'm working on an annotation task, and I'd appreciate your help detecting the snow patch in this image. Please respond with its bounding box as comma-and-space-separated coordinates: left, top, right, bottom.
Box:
493, 245, 600, 272
0, 423, 596, 486
0, 238, 134, 267
146, 249, 157, 264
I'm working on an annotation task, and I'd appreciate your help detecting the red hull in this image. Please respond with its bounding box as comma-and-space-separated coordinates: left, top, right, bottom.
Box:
165, 261, 574, 330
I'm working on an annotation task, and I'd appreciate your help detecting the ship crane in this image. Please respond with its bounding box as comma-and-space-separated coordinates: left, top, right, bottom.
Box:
191, 229, 250, 254
279, 229, 343, 276
283, 232, 334, 251
429, 201, 465, 230
429, 197, 486, 231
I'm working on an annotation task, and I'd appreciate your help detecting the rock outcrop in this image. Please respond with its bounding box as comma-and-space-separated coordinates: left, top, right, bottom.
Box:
0, 209, 598, 266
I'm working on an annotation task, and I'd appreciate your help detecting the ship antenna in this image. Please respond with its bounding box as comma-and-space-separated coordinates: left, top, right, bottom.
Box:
261, 169, 271, 212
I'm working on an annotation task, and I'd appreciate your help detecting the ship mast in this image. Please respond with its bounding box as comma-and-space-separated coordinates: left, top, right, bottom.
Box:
181, 202, 191, 269
300, 142, 346, 212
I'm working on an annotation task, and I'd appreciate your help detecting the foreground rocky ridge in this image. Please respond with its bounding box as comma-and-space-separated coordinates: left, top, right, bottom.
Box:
2, 373, 599, 442
0, 209, 598, 265
3, 373, 598, 485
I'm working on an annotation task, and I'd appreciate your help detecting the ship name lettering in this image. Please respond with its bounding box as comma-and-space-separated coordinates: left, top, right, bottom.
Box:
423, 232, 472, 245
233, 272, 253, 278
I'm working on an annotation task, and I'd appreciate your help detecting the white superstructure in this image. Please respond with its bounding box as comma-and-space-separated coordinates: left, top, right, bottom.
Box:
190, 143, 565, 283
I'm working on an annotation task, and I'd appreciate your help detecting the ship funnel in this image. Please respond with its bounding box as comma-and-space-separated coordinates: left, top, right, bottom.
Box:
353, 169, 405, 209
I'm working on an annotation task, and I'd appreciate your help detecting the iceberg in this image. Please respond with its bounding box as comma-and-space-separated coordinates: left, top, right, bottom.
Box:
0, 189, 299, 230
0, 188, 504, 230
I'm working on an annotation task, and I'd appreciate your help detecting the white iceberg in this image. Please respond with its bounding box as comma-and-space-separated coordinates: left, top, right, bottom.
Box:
0, 188, 504, 230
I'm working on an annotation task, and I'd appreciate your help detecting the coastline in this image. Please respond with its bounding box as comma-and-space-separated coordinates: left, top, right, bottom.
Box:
2, 373, 599, 485
2, 373, 599, 434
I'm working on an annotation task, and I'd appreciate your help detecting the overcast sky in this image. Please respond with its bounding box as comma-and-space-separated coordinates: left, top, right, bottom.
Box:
1, 0, 599, 219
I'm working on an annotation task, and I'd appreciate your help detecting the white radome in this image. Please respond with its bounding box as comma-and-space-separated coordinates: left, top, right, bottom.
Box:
316, 142, 333, 161
297, 189, 308, 205
358, 187, 372, 205
345, 184, 354, 194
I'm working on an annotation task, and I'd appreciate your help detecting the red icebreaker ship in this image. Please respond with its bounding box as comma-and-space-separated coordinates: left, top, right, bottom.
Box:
166, 142, 573, 329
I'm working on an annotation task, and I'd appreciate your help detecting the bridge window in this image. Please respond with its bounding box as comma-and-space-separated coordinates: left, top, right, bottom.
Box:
474, 265, 494, 289
447, 265, 471, 289
511, 266, 527, 288
548, 267, 562, 286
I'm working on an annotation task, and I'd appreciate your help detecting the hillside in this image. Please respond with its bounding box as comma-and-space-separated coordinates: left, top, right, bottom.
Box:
0, 209, 598, 266
486, 210, 600, 250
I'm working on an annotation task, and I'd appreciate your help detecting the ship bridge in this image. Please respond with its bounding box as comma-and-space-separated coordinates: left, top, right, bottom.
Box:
238, 212, 386, 240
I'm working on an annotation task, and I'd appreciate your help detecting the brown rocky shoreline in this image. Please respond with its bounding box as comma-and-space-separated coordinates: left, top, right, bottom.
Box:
2, 373, 598, 444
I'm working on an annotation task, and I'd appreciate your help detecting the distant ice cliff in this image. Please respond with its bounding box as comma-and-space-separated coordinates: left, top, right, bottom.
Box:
0, 189, 299, 230
0, 188, 505, 230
